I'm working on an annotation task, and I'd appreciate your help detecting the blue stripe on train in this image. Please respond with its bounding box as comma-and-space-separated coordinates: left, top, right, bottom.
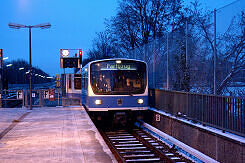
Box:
87, 96, 148, 108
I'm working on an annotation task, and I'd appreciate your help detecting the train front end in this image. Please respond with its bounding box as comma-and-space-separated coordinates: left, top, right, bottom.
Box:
85, 59, 148, 125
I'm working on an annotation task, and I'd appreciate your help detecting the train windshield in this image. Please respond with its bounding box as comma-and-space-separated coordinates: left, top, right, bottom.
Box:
90, 60, 147, 95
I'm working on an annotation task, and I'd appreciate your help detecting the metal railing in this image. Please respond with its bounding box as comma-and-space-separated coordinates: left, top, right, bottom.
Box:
0, 90, 24, 108
0, 89, 81, 108
149, 89, 245, 137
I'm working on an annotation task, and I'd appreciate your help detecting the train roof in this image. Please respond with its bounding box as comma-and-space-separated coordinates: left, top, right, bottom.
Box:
87, 58, 146, 66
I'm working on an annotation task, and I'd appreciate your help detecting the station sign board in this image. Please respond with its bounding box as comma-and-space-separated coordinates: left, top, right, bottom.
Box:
49, 89, 55, 101
60, 58, 80, 68
60, 49, 82, 68
17, 90, 23, 99
44, 90, 49, 99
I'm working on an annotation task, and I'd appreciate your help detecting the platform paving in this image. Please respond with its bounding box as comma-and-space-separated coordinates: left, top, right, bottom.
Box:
0, 107, 117, 163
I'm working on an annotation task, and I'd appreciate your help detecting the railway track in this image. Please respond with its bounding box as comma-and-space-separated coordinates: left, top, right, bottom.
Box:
100, 128, 192, 163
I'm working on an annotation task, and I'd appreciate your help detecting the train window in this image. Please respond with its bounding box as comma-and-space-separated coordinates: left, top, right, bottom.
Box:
82, 67, 88, 93
68, 74, 71, 89
74, 74, 81, 90
90, 60, 147, 95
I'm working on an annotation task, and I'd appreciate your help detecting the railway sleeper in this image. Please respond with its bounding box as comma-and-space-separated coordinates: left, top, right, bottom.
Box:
109, 135, 134, 139
120, 150, 152, 154
113, 140, 140, 144
102, 128, 192, 163
125, 158, 161, 162
111, 138, 137, 141
123, 154, 156, 158
117, 146, 147, 150
115, 143, 143, 147
133, 129, 192, 163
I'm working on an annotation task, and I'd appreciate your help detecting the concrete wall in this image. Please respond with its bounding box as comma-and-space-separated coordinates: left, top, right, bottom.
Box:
144, 110, 245, 163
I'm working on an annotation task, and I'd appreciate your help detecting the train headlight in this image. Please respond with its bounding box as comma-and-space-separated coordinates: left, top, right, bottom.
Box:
116, 60, 121, 64
137, 99, 144, 104
95, 99, 102, 105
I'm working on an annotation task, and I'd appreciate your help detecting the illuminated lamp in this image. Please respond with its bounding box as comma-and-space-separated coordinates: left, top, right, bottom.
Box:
137, 99, 144, 104
95, 100, 102, 105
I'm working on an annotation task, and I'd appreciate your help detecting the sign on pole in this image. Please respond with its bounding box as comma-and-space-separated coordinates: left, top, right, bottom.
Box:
56, 74, 61, 88
49, 89, 55, 101
17, 90, 23, 99
60, 49, 82, 68
44, 90, 49, 99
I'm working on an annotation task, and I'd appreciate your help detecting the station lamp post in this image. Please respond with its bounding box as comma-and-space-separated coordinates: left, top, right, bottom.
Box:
8, 23, 51, 110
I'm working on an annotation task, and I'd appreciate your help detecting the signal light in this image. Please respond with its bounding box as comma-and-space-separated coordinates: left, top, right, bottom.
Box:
79, 49, 82, 64
79, 49, 82, 56
0, 49, 2, 58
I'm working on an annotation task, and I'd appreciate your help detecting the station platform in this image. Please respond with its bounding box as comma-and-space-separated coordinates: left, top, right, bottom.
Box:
0, 107, 117, 163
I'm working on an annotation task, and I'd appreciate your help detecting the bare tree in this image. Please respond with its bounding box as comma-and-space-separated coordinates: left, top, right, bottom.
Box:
87, 31, 119, 60
107, 0, 184, 56
107, 3, 140, 54
190, 1, 245, 95
216, 12, 245, 94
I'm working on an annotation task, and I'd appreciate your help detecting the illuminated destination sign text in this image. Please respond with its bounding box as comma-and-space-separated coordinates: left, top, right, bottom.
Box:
101, 64, 136, 70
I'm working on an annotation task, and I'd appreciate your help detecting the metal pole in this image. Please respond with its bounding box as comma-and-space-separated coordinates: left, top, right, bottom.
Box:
8, 23, 50, 108
29, 27, 32, 110
186, 20, 188, 67
80, 66, 82, 106
62, 68, 65, 106
0, 50, 3, 108
153, 40, 156, 88
79, 50, 83, 107
58, 88, 60, 106
167, 33, 169, 90
214, 9, 217, 95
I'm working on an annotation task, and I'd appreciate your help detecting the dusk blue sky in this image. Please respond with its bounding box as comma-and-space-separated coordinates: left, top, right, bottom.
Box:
0, 0, 239, 76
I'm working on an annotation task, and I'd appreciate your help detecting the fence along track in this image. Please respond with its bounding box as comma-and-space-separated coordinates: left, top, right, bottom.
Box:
101, 128, 192, 163
150, 89, 245, 137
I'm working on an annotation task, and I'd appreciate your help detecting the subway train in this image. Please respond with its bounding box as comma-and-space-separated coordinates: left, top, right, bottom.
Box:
66, 58, 149, 126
